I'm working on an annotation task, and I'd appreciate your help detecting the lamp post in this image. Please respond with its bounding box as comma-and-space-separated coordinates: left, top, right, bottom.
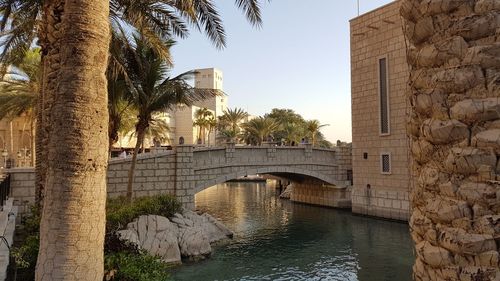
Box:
1, 150, 7, 169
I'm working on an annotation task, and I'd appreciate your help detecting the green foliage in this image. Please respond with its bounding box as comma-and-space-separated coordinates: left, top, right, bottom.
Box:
104, 251, 171, 281
10, 205, 41, 280
106, 194, 182, 231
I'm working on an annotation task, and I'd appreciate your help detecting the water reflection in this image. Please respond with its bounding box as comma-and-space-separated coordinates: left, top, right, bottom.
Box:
172, 182, 414, 281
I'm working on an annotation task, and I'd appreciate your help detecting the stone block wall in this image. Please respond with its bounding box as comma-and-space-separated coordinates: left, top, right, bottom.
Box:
350, 1, 411, 221
8, 146, 351, 213
351, 187, 410, 221
9, 168, 35, 214
290, 179, 352, 208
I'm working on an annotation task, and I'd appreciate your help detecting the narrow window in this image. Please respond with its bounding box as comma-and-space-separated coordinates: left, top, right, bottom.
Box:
379, 57, 390, 135
381, 153, 391, 174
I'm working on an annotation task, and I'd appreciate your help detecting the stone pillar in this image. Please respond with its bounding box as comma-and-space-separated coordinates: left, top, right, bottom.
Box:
336, 146, 352, 185
266, 146, 276, 159
225, 142, 235, 162
303, 143, 312, 159
174, 145, 195, 210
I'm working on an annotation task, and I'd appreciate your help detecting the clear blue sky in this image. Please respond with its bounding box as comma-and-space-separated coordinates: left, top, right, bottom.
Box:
171, 0, 394, 143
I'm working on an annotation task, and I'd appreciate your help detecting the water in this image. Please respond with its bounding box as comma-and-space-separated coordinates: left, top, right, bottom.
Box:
171, 182, 414, 281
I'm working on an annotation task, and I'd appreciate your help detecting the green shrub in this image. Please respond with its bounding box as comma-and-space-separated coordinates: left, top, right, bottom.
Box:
106, 194, 182, 231
104, 251, 171, 281
10, 195, 181, 280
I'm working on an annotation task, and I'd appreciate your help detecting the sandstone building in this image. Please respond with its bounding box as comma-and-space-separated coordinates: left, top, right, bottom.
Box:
350, 1, 411, 221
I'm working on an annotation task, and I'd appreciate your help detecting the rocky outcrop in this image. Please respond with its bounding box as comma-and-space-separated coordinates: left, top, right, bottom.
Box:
117, 215, 181, 264
117, 212, 233, 264
279, 184, 294, 199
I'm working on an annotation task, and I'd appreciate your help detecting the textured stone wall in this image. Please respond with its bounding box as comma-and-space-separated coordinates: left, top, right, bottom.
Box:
401, 0, 500, 280
350, 1, 411, 221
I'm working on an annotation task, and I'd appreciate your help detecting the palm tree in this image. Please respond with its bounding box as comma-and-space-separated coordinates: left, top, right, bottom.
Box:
124, 37, 218, 201
0, 0, 270, 209
283, 122, 305, 145
193, 107, 214, 144
0, 48, 39, 166
242, 116, 278, 145
400, 1, 499, 280
305, 120, 328, 146
34, 1, 111, 279
218, 107, 248, 142
6, 1, 269, 278
206, 115, 217, 146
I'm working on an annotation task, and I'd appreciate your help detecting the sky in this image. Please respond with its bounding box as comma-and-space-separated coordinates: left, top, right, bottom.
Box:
171, 0, 394, 143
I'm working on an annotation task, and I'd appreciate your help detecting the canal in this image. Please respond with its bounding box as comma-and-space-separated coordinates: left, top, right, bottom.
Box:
171, 182, 414, 281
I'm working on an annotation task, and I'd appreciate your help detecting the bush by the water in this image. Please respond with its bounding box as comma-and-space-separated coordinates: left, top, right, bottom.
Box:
107, 194, 182, 231
10, 194, 181, 281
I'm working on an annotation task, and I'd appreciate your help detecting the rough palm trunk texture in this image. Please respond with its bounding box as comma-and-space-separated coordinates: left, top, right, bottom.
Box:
401, 1, 500, 280
35, 0, 110, 280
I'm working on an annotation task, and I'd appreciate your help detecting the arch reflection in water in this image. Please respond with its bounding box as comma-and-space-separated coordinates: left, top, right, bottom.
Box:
172, 182, 414, 281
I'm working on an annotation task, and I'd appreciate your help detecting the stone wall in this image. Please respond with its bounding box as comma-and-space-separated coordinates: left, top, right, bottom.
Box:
351, 187, 410, 221
8, 145, 350, 212
9, 168, 35, 214
350, 0, 411, 221
290, 179, 352, 208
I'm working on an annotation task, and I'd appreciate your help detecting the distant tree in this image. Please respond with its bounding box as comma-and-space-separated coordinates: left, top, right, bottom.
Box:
242, 116, 278, 145
193, 107, 215, 144
218, 107, 248, 142
0, 48, 40, 166
305, 120, 328, 146
265, 108, 306, 143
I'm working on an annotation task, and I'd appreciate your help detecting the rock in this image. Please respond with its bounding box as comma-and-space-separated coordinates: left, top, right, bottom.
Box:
119, 215, 181, 264
201, 213, 234, 241
116, 229, 139, 246
438, 227, 497, 255
421, 119, 469, 144
279, 184, 294, 199
177, 226, 211, 259
416, 241, 453, 267
450, 98, 500, 125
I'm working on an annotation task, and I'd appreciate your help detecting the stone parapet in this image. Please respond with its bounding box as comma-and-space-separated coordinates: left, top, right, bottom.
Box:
8, 146, 351, 213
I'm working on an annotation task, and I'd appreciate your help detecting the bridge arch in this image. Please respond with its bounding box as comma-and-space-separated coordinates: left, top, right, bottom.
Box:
193, 166, 341, 194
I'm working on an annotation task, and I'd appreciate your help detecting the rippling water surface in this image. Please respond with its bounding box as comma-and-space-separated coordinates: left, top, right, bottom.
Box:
171, 182, 414, 281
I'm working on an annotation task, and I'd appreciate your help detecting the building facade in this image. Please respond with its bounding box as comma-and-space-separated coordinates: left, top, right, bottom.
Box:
350, 1, 411, 221
117, 67, 227, 148
0, 115, 34, 168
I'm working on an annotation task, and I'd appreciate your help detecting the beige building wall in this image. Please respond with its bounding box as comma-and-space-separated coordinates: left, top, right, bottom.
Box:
169, 105, 216, 145
350, 1, 410, 221
0, 115, 34, 168
193, 68, 228, 117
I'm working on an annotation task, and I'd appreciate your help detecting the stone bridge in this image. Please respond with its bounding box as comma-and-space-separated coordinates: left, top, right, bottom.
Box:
9, 144, 352, 211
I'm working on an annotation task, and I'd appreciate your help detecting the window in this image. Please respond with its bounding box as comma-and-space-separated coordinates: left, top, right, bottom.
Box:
378, 57, 390, 135
363, 152, 368, 159
380, 153, 391, 174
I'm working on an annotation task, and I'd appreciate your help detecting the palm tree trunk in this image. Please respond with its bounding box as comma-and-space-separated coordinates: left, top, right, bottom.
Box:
401, 1, 499, 280
127, 126, 145, 201
36, 0, 110, 280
